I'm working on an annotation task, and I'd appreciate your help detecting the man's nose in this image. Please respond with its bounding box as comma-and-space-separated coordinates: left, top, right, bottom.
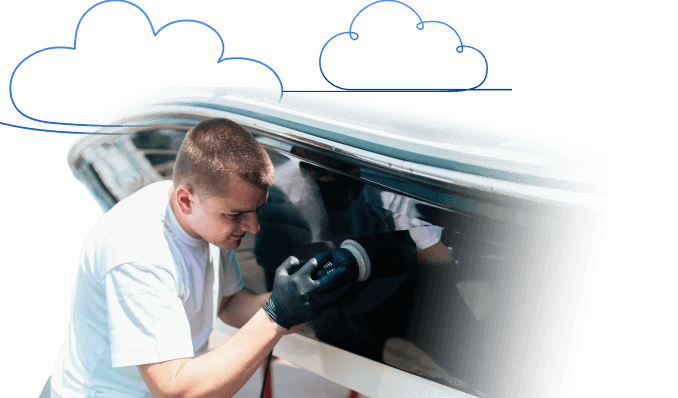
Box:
240, 211, 261, 234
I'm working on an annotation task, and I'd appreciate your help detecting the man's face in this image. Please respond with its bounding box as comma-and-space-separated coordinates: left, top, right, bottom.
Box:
187, 178, 268, 250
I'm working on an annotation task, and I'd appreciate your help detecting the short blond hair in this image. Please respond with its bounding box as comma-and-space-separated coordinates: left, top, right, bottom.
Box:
172, 118, 274, 198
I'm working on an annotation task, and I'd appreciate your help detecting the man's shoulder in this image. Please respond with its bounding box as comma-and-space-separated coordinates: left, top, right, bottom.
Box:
83, 181, 175, 274
118, 180, 173, 209
100, 181, 172, 225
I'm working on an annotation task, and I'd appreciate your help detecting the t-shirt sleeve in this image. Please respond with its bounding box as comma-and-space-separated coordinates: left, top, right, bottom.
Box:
409, 225, 444, 250
221, 250, 245, 297
104, 263, 194, 368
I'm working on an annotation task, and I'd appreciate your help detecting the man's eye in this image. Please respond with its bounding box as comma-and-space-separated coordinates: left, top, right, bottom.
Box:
226, 213, 243, 220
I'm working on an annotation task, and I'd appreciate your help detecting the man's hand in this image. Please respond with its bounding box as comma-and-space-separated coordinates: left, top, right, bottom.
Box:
263, 255, 348, 329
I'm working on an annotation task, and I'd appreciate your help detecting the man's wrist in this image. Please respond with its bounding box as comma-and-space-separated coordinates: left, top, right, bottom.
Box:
257, 307, 289, 336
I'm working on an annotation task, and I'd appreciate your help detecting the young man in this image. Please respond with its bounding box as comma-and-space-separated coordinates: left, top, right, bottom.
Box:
50, 118, 349, 397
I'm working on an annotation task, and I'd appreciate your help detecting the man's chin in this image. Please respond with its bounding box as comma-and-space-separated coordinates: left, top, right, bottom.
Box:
216, 240, 240, 251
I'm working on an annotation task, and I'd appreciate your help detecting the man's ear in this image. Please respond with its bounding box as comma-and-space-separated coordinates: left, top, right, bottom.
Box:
175, 185, 196, 215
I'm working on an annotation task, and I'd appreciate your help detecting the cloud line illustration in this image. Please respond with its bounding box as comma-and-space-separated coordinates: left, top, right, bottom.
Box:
7, 0, 284, 129
309, 0, 503, 93
0, 0, 512, 134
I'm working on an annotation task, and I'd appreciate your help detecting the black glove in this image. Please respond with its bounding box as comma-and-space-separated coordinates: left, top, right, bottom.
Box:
263, 255, 349, 329
312, 249, 359, 284
309, 250, 357, 306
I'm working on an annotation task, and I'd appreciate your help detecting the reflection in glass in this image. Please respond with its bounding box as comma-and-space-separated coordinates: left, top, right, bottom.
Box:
70, 128, 598, 398
251, 148, 497, 395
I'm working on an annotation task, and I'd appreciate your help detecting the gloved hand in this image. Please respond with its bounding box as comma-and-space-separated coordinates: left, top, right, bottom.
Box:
305, 250, 359, 317
263, 255, 350, 329
308, 250, 356, 305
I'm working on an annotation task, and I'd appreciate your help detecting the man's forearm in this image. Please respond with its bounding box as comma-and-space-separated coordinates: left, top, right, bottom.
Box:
218, 288, 271, 328
139, 308, 286, 398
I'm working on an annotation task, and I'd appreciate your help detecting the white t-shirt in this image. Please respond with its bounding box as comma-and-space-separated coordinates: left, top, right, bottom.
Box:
377, 191, 444, 250
51, 181, 244, 398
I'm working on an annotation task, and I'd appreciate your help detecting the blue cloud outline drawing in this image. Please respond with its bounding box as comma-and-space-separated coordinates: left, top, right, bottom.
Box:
318, 0, 488, 92
3, 0, 503, 135
8, 0, 284, 128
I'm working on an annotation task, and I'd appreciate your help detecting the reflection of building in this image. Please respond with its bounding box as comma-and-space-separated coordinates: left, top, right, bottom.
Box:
76, 136, 160, 205
68, 129, 187, 209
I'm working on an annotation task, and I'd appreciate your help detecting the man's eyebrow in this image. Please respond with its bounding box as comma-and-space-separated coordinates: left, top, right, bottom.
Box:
228, 203, 267, 214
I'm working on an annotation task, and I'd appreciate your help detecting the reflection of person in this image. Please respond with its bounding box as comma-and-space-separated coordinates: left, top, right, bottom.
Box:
297, 146, 451, 264
49, 119, 348, 398
254, 147, 451, 291
253, 146, 453, 363
376, 191, 453, 266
